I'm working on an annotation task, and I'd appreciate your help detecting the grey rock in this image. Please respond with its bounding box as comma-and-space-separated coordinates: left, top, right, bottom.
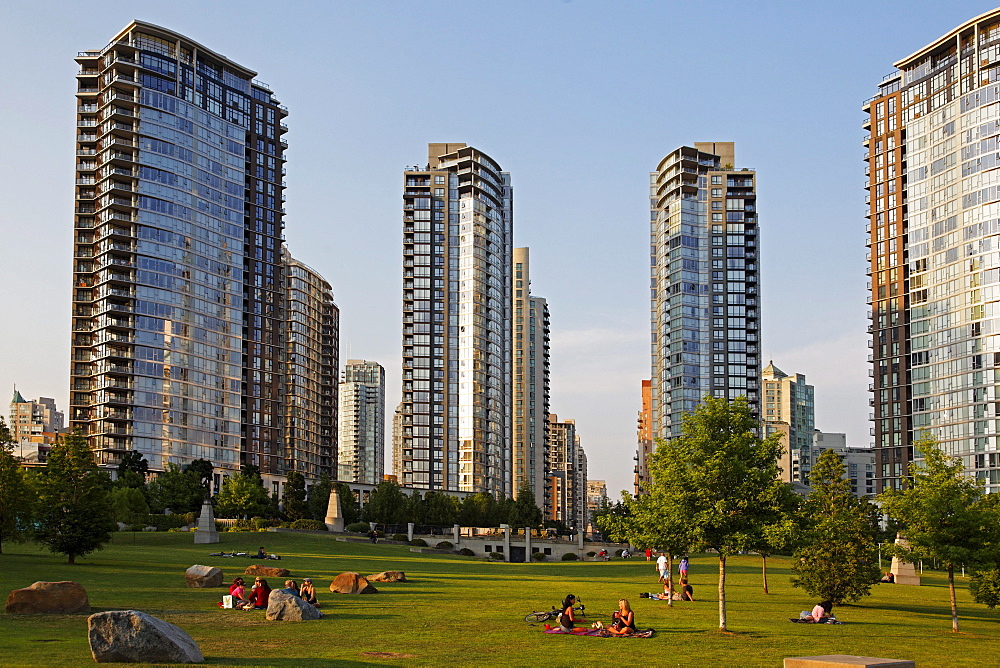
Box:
88, 610, 204, 663
184, 565, 223, 588
265, 590, 323, 621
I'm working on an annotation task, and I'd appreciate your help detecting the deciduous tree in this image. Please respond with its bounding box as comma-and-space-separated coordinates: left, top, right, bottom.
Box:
645, 395, 784, 630
792, 448, 881, 606
215, 472, 270, 519
879, 436, 1000, 632
307, 474, 332, 521
0, 417, 33, 554
34, 433, 116, 564
282, 471, 309, 520
361, 480, 408, 524
148, 464, 205, 514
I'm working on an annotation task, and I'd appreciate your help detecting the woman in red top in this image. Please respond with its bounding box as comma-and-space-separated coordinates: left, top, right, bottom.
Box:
249, 578, 271, 609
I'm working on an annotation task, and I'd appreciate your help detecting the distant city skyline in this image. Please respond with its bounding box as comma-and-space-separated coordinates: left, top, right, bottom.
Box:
3, 1, 994, 496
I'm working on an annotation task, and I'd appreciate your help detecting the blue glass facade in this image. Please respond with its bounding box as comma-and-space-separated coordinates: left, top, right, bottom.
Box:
71, 22, 290, 483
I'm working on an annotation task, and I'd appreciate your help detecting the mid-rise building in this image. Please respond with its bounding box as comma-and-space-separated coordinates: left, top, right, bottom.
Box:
547, 413, 587, 530
284, 252, 339, 483
338, 359, 385, 485
635, 379, 653, 493
864, 9, 1000, 492
69, 21, 288, 487
9, 390, 64, 443
762, 362, 815, 485
512, 247, 550, 508
586, 479, 607, 518
811, 432, 876, 498
400, 143, 513, 495
649, 142, 761, 442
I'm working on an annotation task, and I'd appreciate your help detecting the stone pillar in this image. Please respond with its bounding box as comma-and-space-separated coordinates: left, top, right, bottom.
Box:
193, 500, 219, 544
524, 527, 532, 563
891, 535, 921, 585
577, 528, 585, 557
324, 488, 345, 532
407, 522, 415, 541
502, 525, 511, 563
453, 524, 460, 545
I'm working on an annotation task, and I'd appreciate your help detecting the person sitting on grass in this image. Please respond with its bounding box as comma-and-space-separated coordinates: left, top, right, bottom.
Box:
229, 578, 252, 609
804, 600, 833, 623
252, 546, 267, 560
248, 578, 271, 609
281, 579, 300, 597
606, 599, 636, 636
299, 578, 319, 607
880, 571, 895, 583
675, 578, 694, 601
558, 594, 578, 633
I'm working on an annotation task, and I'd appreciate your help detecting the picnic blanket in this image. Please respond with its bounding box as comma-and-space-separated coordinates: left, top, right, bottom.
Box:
543, 625, 655, 638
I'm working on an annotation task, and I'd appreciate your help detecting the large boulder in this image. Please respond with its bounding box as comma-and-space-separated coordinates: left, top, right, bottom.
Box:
5, 581, 90, 614
184, 565, 223, 588
265, 590, 323, 621
88, 610, 204, 663
244, 564, 290, 578
330, 572, 378, 594
367, 571, 407, 583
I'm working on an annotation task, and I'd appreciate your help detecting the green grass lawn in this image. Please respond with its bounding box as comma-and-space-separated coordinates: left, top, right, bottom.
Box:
1, 532, 998, 666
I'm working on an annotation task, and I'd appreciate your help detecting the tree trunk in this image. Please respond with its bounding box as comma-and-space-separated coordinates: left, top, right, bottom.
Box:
719, 553, 727, 631
762, 554, 769, 594
948, 564, 959, 633
667, 553, 674, 607
68, 554, 76, 565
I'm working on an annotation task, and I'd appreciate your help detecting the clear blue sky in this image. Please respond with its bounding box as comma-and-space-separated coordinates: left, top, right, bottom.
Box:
1, 1, 993, 496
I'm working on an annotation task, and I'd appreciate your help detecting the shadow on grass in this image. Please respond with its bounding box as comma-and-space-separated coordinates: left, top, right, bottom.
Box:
210, 658, 381, 666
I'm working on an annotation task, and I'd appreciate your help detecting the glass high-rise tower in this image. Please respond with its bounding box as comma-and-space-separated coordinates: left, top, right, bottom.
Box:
649, 142, 761, 441
69, 21, 289, 486
864, 9, 1000, 492
338, 359, 385, 485
512, 247, 550, 508
400, 143, 513, 494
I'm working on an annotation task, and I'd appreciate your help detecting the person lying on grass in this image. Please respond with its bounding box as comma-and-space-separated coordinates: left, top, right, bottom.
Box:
606, 599, 636, 636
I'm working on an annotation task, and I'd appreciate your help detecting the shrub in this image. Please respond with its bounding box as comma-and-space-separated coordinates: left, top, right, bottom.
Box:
458, 548, 475, 556
410, 538, 428, 547
970, 568, 1000, 608
143, 514, 189, 531
290, 519, 328, 531
345, 522, 369, 533
561, 552, 579, 561
586, 551, 596, 557
614, 549, 625, 558
392, 533, 409, 542
435, 540, 454, 549
532, 552, 546, 562
489, 552, 504, 561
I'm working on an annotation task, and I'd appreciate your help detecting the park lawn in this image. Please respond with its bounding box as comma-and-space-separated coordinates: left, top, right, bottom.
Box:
0, 533, 998, 667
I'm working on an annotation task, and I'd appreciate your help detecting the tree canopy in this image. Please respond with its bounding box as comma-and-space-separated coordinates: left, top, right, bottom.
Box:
34, 433, 116, 564
879, 436, 1000, 632
642, 395, 785, 630
791, 448, 881, 606
0, 417, 32, 554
